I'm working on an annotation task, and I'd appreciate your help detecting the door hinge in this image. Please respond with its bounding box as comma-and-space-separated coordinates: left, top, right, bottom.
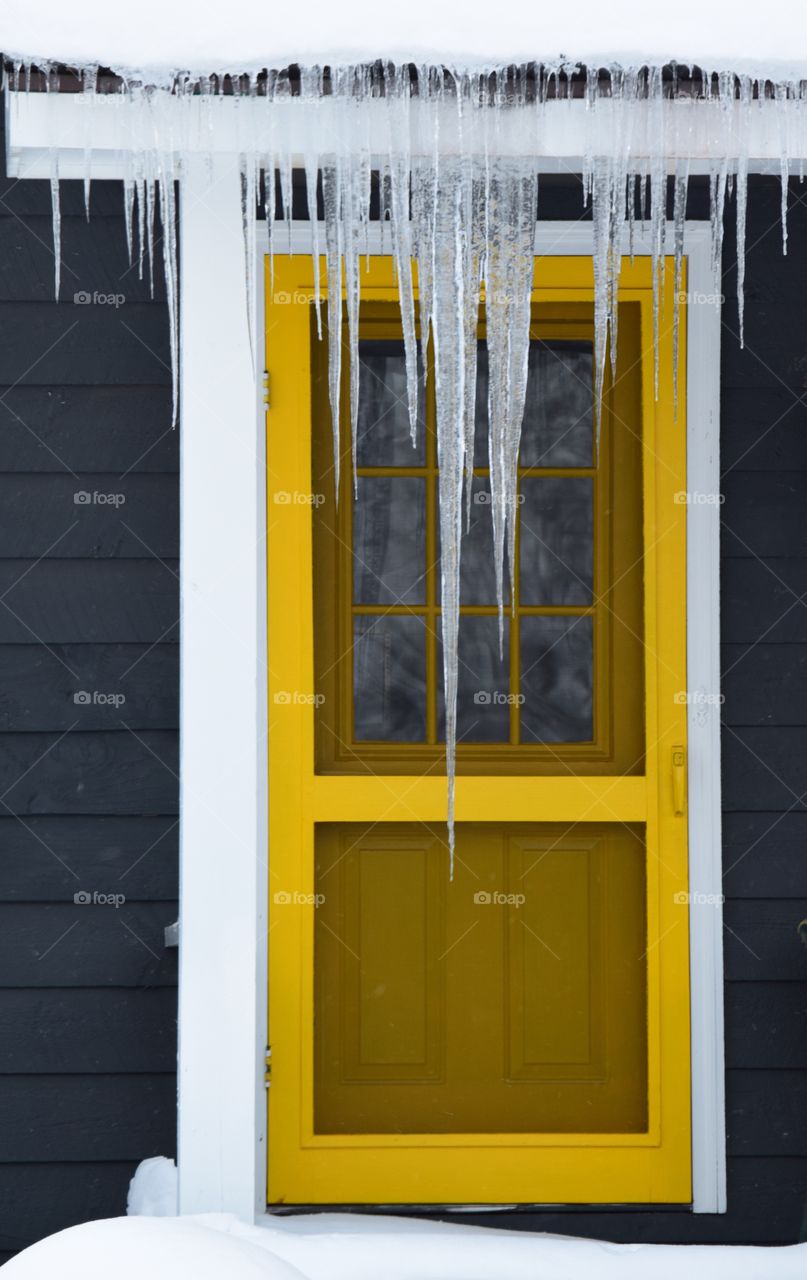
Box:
264, 1045, 272, 1089
263, 371, 271, 409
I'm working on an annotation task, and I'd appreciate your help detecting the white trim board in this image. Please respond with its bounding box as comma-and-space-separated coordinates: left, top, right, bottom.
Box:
6, 89, 807, 176
2, 74, 727, 1217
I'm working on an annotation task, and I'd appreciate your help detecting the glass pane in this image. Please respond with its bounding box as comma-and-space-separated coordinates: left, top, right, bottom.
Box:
519, 477, 593, 605
472, 341, 593, 470
520, 342, 593, 468
520, 616, 593, 743
353, 616, 426, 742
353, 477, 426, 605
356, 341, 426, 466
437, 616, 511, 743
435, 477, 508, 607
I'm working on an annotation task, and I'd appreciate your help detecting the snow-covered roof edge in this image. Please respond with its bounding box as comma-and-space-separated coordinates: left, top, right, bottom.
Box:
6, 52, 807, 92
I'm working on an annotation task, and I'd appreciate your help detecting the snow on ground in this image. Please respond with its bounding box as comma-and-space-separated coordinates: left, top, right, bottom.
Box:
126, 1157, 178, 1217
4, 1210, 807, 1278
2, 0, 807, 79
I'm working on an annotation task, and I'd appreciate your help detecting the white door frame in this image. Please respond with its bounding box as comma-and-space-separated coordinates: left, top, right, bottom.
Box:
5, 98, 726, 1218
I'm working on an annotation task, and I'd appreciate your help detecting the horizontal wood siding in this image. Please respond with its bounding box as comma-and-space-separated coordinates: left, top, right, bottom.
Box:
0, 101, 178, 1257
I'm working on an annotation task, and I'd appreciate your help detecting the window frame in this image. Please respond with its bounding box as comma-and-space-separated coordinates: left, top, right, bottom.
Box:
313, 303, 645, 776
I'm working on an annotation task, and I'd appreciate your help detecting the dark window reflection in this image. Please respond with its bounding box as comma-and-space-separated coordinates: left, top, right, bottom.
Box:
353, 477, 426, 605
353, 616, 427, 741
520, 477, 593, 606
520, 617, 593, 743
356, 341, 426, 466
437, 617, 511, 743
520, 343, 593, 468
473, 341, 593, 469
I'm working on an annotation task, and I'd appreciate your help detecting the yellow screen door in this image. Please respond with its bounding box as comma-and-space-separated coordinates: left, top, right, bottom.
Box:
266, 254, 690, 1205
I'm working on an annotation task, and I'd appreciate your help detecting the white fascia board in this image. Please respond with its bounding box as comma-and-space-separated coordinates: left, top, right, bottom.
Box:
5, 88, 807, 177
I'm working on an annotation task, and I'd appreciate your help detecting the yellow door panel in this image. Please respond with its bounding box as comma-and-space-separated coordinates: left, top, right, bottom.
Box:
266, 253, 690, 1206
315, 823, 647, 1136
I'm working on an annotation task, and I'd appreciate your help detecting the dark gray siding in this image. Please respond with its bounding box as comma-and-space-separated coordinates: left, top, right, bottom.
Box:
0, 106, 178, 1264
1, 136, 806, 1255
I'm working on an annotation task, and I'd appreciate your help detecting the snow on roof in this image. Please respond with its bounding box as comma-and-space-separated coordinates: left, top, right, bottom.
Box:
4, 1212, 807, 1279
3, 0, 807, 83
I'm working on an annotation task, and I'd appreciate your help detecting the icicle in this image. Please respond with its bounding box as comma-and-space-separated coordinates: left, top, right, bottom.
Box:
431, 153, 468, 875
735, 76, 752, 349
49, 150, 61, 302
300, 66, 324, 339
240, 156, 257, 366
388, 63, 420, 445
672, 160, 689, 419
36, 56, 807, 874
321, 162, 343, 497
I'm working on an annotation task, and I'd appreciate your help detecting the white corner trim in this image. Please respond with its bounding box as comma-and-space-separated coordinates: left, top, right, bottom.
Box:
177, 154, 267, 1219
682, 227, 727, 1215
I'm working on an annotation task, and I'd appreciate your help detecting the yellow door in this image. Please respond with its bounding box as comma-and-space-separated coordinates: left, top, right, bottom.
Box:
266, 255, 690, 1205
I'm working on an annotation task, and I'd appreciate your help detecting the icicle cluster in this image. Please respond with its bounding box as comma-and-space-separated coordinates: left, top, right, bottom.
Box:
9, 59, 807, 866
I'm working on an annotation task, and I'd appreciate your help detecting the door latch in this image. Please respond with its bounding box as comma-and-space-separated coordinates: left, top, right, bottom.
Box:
672, 746, 686, 815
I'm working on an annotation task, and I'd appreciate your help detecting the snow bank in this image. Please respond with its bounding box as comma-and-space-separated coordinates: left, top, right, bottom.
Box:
0, 1216, 307, 1280
2, 0, 807, 79
126, 1157, 178, 1217
4, 1210, 807, 1279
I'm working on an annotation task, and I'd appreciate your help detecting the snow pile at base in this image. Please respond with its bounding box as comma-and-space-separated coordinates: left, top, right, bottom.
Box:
4, 1210, 807, 1279
126, 1156, 178, 1217
0, 1216, 307, 1279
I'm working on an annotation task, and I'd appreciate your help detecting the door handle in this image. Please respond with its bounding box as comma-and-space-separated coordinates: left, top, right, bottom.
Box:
672, 746, 686, 815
